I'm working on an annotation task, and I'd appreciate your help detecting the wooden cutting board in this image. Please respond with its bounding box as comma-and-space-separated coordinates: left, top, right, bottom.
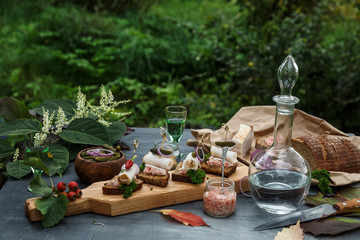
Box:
25, 164, 249, 222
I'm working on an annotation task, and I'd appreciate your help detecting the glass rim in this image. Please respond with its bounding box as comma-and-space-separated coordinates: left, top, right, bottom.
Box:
165, 105, 187, 114
206, 177, 234, 190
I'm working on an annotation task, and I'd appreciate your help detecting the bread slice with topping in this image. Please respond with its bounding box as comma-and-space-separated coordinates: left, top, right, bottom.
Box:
102, 178, 143, 195
137, 172, 170, 188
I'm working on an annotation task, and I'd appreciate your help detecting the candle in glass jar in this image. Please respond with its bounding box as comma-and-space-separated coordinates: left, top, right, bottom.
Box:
203, 178, 236, 217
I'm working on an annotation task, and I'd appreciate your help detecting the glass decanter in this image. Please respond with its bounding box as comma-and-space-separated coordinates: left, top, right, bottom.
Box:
248, 55, 311, 215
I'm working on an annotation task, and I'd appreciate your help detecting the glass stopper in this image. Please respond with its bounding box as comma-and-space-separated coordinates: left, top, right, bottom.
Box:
274, 55, 299, 104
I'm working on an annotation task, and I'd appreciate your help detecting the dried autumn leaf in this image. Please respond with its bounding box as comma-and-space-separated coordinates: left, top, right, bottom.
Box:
274, 220, 304, 240
301, 217, 360, 236
152, 209, 209, 227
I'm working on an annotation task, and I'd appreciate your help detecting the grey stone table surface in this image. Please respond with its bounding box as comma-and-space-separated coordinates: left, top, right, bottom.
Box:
0, 128, 359, 240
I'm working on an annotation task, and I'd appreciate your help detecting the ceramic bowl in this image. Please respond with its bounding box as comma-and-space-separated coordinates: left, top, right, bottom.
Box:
74, 147, 126, 184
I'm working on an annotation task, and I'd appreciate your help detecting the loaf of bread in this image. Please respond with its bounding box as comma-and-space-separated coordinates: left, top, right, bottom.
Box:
292, 135, 360, 173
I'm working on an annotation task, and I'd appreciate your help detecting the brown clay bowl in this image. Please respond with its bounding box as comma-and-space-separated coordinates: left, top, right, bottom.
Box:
74, 147, 127, 184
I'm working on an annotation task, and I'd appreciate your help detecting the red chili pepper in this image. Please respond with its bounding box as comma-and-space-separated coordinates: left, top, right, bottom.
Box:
125, 159, 133, 170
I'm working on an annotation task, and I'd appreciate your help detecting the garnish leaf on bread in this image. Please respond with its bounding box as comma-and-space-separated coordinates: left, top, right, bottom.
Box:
186, 169, 206, 184
119, 180, 138, 199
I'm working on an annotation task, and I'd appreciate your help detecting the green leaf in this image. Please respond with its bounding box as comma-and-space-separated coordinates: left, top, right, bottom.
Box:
48, 145, 69, 176
36, 194, 67, 227
107, 121, 127, 144
6, 160, 32, 179
0, 119, 41, 136
33, 99, 76, 119
0, 97, 32, 121
28, 175, 53, 197
186, 169, 206, 184
306, 192, 340, 206
119, 180, 137, 199
23, 157, 49, 176
0, 142, 15, 158
58, 118, 111, 145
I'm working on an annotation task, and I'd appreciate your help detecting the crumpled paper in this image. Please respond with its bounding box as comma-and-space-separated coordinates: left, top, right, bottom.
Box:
190, 106, 360, 186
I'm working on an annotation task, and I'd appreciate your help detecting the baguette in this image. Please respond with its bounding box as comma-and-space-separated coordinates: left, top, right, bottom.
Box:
292, 135, 360, 173
172, 162, 205, 183
137, 172, 170, 188
102, 178, 143, 195
200, 161, 237, 177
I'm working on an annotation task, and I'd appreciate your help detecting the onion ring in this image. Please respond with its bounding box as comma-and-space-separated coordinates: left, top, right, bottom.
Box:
195, 146, 204, 162
86, 148, 114, 157
157, 145, 174, 158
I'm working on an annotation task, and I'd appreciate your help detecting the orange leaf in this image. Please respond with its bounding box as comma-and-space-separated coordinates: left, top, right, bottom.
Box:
152, 209, 209, 227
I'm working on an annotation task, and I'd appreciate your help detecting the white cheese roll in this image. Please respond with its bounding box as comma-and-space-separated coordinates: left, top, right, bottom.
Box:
180, 153, 200, 171
143, 152, 173, 170
118, 163, 140, 184
210, 145, 238, 164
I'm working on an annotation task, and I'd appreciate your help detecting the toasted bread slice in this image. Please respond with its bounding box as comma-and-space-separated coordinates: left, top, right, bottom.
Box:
102, 178, 143, 195
200, 161, 237, 177
172, 162, 206, 184
137, 172, 170, 188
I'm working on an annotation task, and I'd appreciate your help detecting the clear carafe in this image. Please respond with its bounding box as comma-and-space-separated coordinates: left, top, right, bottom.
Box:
248, 55, 311, 215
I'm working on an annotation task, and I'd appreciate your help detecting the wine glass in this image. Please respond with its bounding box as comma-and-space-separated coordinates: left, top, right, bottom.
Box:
165, 106, 187, 143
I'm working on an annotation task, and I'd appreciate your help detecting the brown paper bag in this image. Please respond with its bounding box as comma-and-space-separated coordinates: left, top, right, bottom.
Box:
190, 106, 360, 186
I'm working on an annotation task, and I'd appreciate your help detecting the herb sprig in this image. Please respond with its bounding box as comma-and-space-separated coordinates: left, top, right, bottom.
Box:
186, 169, 206, 184
312, 169, 333, 194
119, 180, 138, 199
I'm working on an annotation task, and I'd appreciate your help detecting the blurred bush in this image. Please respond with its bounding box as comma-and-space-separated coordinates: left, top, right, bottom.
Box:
0, 0, 359, 134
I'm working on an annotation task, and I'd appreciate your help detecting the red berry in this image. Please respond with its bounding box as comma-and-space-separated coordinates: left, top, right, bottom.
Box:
75, 189, 82, 198
68, 181, 78, 191
125, 159, 133, 170
56, 182, 67, 192
58, 192, 67, 197
67, 191, 76, 201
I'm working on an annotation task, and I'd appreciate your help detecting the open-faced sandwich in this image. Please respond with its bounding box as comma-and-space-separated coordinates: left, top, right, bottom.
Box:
172, 152, 206, 184
201, 145, 238, 177
102, 157, 143, 198
102, 140, 143, 198
137, 147, 173, 188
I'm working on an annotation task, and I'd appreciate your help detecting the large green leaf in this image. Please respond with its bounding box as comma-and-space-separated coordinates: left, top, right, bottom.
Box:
6, 160, 32, 179
0, 97, 32, 121
0, 142, 15, 158
0, 119, 41, 136
107, 121, 127, 144
23, 157, 49, 176
48, 145, 69, 176
58, 118, 111, 145
33, 99, 76, 119
28, 175, 53, 197
36, 194, 67, 227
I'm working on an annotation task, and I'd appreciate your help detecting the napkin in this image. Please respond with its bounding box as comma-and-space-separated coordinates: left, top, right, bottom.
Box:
190, 106, 360, 186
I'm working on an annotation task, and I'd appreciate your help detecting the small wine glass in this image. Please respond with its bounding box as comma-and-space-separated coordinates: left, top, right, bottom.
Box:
165, 106, 187, 143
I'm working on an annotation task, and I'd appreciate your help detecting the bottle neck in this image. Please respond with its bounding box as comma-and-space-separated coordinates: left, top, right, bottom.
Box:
273, 102, 295, 148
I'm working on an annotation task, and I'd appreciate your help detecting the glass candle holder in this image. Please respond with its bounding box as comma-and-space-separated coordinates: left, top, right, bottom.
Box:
203, 177, 236, 218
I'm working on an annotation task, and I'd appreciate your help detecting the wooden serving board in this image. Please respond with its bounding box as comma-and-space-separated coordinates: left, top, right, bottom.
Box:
25, 164, 249, 222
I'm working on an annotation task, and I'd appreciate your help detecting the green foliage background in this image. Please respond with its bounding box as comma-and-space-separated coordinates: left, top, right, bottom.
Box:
0, 0, 359, 134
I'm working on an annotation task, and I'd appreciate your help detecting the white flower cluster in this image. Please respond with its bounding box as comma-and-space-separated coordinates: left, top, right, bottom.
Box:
34, 107, 68, 146
13, 148, 20, 161
32, 85, 130, 146
73, 86, 131, 127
